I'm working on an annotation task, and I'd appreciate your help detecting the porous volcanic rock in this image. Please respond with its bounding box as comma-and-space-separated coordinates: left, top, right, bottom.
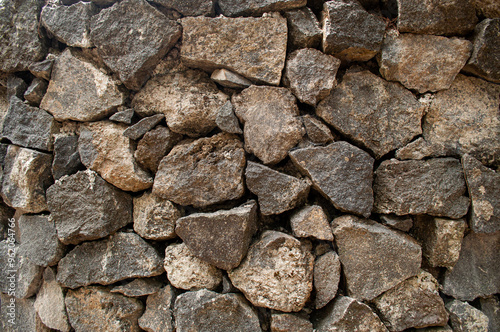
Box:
290, 205, 333, 241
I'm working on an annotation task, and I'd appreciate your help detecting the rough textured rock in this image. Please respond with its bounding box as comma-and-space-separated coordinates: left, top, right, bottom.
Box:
290, 205, 333, 241
218, 0, 305, 16
284, 48, 341, 106
474, 0, 500, 18
150, 0, 214, 16
0, 0, 46, 72
379, 215, 413, 232
52, 135, 84, 180
314, 251, 341, 309
174, 289, 262, 332
216, 101, 243, 134
289, 142, 374, 218
34, 268, 71, 332
321, 0, 386, 62
29, 59, 54, 81
211, 69, 252, 89
24, 78, 48, 105
90, 0, 182, 90
65, 286, 144, 332
132, 70, 228, 137
442, 231, 500, 301
46, 170, 132, 244
180, 15, 287, 85
110, 108, 134, 124
301, 115, 334, 144
41, 2, 96, 48
135, 126, 182, 173
412, 216, 466, 268
40, 49, 125, 122
6, 75, 28, 99
446, 300, 490, 332
271, 313, 313, 332
1, 145, 53, 213
397, 0, 478, 35
164, 243, 222, 290
317, 70, 424, 158
378, 33, 472, 93
79, 121, 153, 192
153, 133, 245, 207
284, 7, 322, 50
373, 271, 449, 331
123, 114, 165, 140
176, 201, 257, 270
0, 294, 40, 332
134, 191, 182, 240
464, 18, 500, 83
233, 86, 304, 164
332, 215, 422, 301
314, 296, 388, 332
57, 232, 164, 288
479, 297, 500, 332
374, 158, 470, 218
1, 96, 59, 152
422, 74, 500, 166
138, 285, 176, 332
246, 162, 310, 215
111, 278, 163, 297
18, 214, 64, 267
228, 231, 314, 312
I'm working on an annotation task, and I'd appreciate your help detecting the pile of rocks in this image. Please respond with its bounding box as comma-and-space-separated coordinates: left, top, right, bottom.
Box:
0, 0, 499, 331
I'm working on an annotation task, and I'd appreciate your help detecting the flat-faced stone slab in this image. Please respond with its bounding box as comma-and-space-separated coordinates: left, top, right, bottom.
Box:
111, 278, 163, 297
290, 205, 333, 241
138, 285, 176, 332
211, 69, 252, 89
218, 0, 305, 16
51, 135, 84, 180
149, 0, 215, 16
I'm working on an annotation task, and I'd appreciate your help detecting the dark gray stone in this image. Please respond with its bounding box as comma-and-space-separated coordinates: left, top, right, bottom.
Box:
374, 158, 470, 219
446, 300, 490, 332
314, 251, 341, 309
6, 76, 27, 99
0, 200, 15, 240
1, 97, 58, 152
90, 0, 182, 90
302, 115, 334, 145
216, 101, 243, 135
174, 289, 262, 332
271, 313, 313, 332
176, 201, 258, 270
284, 7, 322, 51
57, 232, 164, 288
52, 135, 83, 180
24, 78, 48, 105
150, 0, 214, 16
135, 125, 182, 173
29, 59, 54, 81
379, 215, 413, 232
123, 114, 165, 140
219, 0, 306, 16
111, 278, 164, 297
479, 297, 500, 332
331, 215, 421, 301
289, 142, 374, 218
46, 170, 132, 245
138, 285, 176, 332
109, 108, 134, 124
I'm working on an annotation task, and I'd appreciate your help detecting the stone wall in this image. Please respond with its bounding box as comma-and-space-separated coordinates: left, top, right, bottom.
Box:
0, 0, 499, 331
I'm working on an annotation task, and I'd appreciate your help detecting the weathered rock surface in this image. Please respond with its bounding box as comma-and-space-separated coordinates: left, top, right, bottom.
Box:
153, 133, 245, 207
219, 0, 305, 16
57, 232, 164, 288
47, 170, 132, 244
464, 18, 500, 83
290, 205, 333, 241
134, 191, 182, 240
181, 15, 287, 85
321, 0, 386, 62
135, 126, 182, 173
34, 268, 71, 332
1, 96, 59, 152
138, 285, 176, 332
164, 243, 222, 290
446, 300, 490, 332
40, 49, 125, 122
412, 216, 466, 268
373, 271, 449, 331
474, 0, 500, 18
18, 214, 64, 267
228, 231, 314, 312
29, 59, 54, 81
6, 75, 28, 99
0, 0, 46, 72
379, 214, 413, 232
379, 33, 472, 93
79, 121, 153, 192
211, 69, 252, 89
41, 2, 96, 48
1, 145, 53, 213
301, 115, 334, 144
110, 108, 134, 124
52, 135, 83, 180
271, 313, 313, 332
246, 162, 310, 215
150, 0, 214, 16
216, 101, 243, 134
65, 286, 144, 332
332, 215, 421, 301
374, 158, 470, 218
111, 278, 163, 297
0, 294, 40, 332
289, 142, 374, 217
317, 70, 424, 158
123, 114, 164, 140
176, 201, 257, 270
314, 296, 388, 332
233, 86, 304, 164
442, 231, 500, 301
284, 48, 341, 106
397, 0, 478, 35
90, 0, 182, 90
24, 78, 48, 105
479, 297, 500, 332
174, 289, 262, 332
284, 7, 322, 50
314, 251, 341, 309
132, 70, 228, 137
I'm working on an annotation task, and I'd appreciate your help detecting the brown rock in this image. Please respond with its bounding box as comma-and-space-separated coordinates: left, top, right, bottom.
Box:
290, 205, 333, 241
153, 133, 246, 208
138, 285, 176, 332
474, 0, 500, 18
28, 59, 54, 81
233, 86, 304, 164
149, 0, 215, 16
395, 137, 449, 162
218, 0, 306, 16
181, 15, 287, 85
284, 7, 322, 51
314, 251, 341, 309
211, 69, 252, 89
479, 297, 500, 332
446, 300, 490, 332
111, 278, 163, 297
271, 313, 313, 332
301, 115, 334, 144
379, 215, 413, 232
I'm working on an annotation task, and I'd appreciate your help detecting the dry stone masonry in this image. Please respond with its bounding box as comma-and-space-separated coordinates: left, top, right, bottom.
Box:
0, 0, 499, 331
